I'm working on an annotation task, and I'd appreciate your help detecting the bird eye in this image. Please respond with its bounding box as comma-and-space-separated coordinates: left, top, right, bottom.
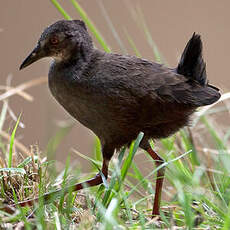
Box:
50, 36, 59, 45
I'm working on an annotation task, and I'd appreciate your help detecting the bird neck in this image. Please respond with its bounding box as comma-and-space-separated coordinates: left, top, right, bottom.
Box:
55, 42, 93, 68
51, 46, 95, 82
71, 43, 94, 71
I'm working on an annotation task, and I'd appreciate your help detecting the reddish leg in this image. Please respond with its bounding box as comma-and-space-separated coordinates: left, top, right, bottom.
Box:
146, 148, 165, 217
17, 159, 109, 207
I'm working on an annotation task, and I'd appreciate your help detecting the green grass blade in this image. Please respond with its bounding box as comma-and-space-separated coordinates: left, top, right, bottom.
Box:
100, 148, 126, 207
135, 6, 164, 64
101, 134, 143, 208
72, 148, 102, 169
180, 129, 200, 166
58, 154, 71, 213
121, 132, 144, 181
12, 188, 31, 230
54, 211, 62, 230
201, 195, 226, 217
118, 146, 126, 167
131, 162, 152, 192
103, 198, 119, 229
17, 156, 38, 168
70, 0, 111, 53
92, 136, 102, 171
174, 180, 194, 229
0, 167, 26, 174
8, 114, 21, 168
223, 203, 230, 230
50, 0, 72, 20
98, 1, 127, 54
201, 116, 226, 151
125, 150, 192, 200
93, 136, 102, 162
123, 28, 141, 57
101, 159, 120, 206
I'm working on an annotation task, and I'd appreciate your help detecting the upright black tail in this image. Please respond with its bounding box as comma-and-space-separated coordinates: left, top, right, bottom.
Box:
177, 33, 207, 86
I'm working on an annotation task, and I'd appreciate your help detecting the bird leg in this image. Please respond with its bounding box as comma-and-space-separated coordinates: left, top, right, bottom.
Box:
146, 148, 165, 217
16, 159, 109, 208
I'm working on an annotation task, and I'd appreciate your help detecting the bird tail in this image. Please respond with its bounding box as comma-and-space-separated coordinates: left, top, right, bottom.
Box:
177, 33, 207, 86
176, 33, 221, 106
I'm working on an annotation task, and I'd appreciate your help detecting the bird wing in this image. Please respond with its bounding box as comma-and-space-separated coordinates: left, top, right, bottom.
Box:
152, 70, 220, 106
89, 52, 220, 107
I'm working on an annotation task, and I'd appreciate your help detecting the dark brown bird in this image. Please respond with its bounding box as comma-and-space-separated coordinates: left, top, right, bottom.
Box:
20, 20, 220, 216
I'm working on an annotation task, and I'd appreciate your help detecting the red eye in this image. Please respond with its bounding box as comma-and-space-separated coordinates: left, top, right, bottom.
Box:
50, 36, 59, 45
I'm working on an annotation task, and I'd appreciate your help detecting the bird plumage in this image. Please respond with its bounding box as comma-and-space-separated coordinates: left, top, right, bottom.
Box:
48, 45, 220, 150
19, 20, 221, 216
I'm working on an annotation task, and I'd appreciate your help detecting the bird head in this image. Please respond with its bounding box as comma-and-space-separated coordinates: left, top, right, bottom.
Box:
20, 20, 93, 70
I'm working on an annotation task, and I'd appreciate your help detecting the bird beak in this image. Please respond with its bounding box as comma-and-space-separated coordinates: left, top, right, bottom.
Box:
19, 44, 44, 70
